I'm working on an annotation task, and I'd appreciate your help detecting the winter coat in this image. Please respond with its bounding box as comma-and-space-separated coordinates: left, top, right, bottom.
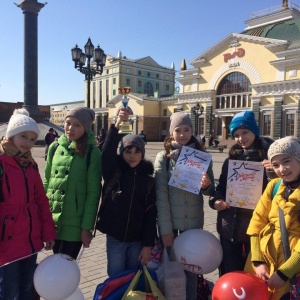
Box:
96, 125, 157, 247
154, 148, 215, 235
44, 131, 101, 241
245, 179, 300, 299
0, 155, 56, 265
209, 137, 275, 243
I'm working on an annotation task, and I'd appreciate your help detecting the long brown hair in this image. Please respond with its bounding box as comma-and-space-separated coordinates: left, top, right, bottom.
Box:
74, 132, 88, 157
164, 135, 204, 155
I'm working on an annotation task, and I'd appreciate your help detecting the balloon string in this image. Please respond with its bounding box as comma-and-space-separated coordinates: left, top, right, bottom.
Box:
0, 250, 41, 267
76, 246, 85, 263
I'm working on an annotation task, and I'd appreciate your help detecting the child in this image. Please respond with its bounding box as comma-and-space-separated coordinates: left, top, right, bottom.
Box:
209, 110, 276, 276
0, 108, 56, 299
96, 108, 157, 277
246, 136, 300, 299
154, 111, 215, 299
44, 106, 101, 259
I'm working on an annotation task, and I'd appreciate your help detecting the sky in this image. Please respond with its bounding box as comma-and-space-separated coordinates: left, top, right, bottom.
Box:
0, 0, 286, 105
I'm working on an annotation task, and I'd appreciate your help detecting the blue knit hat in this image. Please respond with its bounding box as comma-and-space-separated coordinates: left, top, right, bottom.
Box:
229, 110, 259, 138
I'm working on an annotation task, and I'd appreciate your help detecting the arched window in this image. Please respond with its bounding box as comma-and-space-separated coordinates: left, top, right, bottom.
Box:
216, 72, 252, 109
144, 82, 153, 96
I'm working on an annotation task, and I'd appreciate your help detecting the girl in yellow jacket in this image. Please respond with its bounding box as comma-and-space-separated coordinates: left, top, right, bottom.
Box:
246, 136, 300, 299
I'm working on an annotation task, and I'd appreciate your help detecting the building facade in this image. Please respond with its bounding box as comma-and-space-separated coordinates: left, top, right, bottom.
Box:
176, 2, 300, 141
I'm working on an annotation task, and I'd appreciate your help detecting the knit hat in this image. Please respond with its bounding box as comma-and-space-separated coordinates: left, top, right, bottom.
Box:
65, 107, 95, 132
120, 134, 145, 158
268, 136, 300, 162
169, 112, 193, 135
6, 108, 40, 139
229, 110, 260, 138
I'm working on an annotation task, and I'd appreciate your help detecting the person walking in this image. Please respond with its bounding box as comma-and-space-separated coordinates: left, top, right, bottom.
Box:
96, 108, 156, 277
209, 110, 276, 276
44, 107, 102, 259
0, 108, 56, 299
154, 111, 215, 299
44, 127, 58, 160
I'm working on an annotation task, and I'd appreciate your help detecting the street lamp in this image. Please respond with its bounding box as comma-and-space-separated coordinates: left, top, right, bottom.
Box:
207, 114, 215, 135
191, 103, 204, 133
71, 38, 106, 108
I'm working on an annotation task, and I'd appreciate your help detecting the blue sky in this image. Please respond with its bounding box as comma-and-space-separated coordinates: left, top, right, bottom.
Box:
0, 1, 284, 105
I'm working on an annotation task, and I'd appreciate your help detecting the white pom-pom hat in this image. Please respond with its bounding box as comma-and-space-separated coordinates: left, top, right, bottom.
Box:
6, 108, 40, 139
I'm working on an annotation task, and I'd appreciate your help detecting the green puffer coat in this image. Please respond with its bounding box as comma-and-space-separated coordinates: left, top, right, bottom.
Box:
43, 131, 101, 241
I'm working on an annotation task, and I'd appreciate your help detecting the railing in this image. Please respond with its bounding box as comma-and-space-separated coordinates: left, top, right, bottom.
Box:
250, 2, 300, 19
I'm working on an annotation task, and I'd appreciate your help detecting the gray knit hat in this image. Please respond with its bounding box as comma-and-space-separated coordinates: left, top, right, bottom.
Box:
268, 136, 300, 162
6, 108, 40, 139
66, 107, 95, 132
120, 134, 145, 158
169, 112, 193, 135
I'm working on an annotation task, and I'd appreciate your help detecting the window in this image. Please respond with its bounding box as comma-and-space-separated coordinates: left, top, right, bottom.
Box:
147, 72, 150, 77
144, 82, 153, 95
217, 72, 251, 94
113, 78, 116, 84
156, 83, 159, 90
99, 81, 102, 107
126, 68, 130, 74
166, 75, 170, 80
106, 69, 109, 75
138, 70, 142, 75
93, 82, 96, 107
126, 78, 130, 85
286, 113, 295, 136
166, 85, 169, 91
106, 79, 109, 102
113, 89, 116, 96
138, 80, 142, 87
263, 114, 271, 136
156, 73, 159, 79
163, 109, 167, 116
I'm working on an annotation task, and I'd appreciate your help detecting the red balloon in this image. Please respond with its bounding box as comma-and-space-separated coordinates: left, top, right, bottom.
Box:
212, 271, 269, 300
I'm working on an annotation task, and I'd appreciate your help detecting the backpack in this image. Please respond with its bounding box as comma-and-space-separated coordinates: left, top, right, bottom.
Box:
49, 141, 93, 169
271, 180, 282, 200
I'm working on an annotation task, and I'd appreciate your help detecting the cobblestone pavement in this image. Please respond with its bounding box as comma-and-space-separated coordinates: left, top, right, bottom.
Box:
32, 141, 232, 299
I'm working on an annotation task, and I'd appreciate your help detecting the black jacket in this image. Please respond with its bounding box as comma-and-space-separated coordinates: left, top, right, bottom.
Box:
96, 125, 157, 247
209, 137, 276, 243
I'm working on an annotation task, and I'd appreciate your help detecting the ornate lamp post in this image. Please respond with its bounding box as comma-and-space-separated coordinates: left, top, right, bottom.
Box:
191, 103, 204, 133
71, 38, 106, 108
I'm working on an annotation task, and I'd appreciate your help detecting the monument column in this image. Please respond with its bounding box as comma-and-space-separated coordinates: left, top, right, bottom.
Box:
17, 0, 45, 121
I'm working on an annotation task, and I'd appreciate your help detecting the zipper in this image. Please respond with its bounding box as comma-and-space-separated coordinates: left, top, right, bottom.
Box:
1, 215, 8, 241
22, 166, 35, 253
123, 170, 136, 242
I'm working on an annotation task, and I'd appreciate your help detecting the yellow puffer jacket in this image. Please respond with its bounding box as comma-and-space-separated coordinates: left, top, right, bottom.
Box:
246, 178, 300, 299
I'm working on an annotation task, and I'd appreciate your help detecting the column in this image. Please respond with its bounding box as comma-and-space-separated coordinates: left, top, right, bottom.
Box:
273, 95, 283, 139
17, 0, 45, 121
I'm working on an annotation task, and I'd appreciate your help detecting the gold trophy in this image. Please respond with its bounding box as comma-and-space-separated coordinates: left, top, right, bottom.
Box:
118, 87, 134, 134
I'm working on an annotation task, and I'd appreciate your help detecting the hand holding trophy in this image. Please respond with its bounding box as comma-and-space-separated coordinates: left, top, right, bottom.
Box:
118, 87, 134, 134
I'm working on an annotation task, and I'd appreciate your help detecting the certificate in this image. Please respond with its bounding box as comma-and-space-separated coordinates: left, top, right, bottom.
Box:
168, 146, 212, 194
226, 160, 264, 210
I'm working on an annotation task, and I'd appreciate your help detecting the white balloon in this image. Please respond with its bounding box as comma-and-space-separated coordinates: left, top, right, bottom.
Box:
34, 254, 81, 300
173, 229, 223, 274
64, 287, 84, 300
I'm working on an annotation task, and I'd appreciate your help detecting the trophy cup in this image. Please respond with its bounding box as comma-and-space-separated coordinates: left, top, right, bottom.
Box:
118, 87, 134, 134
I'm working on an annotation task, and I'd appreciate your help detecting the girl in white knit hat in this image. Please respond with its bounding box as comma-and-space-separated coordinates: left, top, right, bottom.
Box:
0, 108, 56, 299
246, 136, 300, 299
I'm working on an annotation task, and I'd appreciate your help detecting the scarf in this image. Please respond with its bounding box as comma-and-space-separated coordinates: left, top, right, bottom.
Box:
167, 141, 195, 161
0, 138, 35, 166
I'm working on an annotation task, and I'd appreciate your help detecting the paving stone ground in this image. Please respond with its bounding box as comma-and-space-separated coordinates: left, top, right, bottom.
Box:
32, 140, 234, 299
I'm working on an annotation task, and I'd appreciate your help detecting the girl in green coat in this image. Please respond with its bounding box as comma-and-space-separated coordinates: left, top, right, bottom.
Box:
44, 107, 102, 259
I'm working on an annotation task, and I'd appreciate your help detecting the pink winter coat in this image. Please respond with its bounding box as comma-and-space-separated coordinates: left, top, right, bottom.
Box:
0, 155, 56, 265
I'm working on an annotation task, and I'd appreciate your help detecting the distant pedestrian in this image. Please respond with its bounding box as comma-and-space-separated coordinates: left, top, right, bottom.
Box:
97, 128, 106, 151
44, 127, 58, 160
0, 108, 56, 299
139, 130, 147, 144
44, 107, 102, 259
201, 135, 206, 146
